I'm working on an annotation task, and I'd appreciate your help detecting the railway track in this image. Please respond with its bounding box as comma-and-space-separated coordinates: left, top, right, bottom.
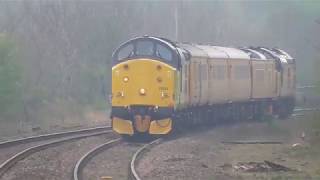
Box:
293, 107, 320, 112
73, 138, 162, 180
124, 107, 316, 180
73, 138, 122, 180
0, 126, 113, 178
2, 108, 313, 179
0, 126, 111, 148
129, 138, 163, 180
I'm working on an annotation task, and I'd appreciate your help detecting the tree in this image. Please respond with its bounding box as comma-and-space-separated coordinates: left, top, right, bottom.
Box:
0, 34, 21, 118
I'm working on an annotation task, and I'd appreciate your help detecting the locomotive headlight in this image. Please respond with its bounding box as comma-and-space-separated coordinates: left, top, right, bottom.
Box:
139, 88, 146, 95
123, 64, 129, 70
123, 76, 129, 82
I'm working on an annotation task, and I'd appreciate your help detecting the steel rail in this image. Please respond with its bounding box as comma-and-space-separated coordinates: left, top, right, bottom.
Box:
0, 130, 113, 178
73, 138, 122, 180
0, 126, 111, 148
293, 108, 320, 112
130, 138, 162, 180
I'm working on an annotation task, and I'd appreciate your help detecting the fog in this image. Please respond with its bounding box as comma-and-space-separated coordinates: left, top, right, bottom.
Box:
0, 0, 319, 136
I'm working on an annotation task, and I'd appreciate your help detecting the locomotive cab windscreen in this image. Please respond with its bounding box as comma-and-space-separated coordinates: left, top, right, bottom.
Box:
112, 37, 180, 68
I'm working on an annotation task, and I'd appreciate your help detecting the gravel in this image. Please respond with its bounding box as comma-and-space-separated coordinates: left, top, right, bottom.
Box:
2, 133, 117, 180
0, 124, 110, 165
1, 117, 315, 180
83, 142, 141, 180
137, 119, 313, 180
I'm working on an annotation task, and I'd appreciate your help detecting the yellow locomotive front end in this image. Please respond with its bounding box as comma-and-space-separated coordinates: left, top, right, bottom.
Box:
111, 37, 179, 136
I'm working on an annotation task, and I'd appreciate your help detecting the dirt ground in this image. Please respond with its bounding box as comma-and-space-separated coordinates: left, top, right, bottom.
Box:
0, 111, 110, 142
138, 113, 320, 180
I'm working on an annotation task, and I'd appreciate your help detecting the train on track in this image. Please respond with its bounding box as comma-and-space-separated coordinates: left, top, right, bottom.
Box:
110, 36, 295, 137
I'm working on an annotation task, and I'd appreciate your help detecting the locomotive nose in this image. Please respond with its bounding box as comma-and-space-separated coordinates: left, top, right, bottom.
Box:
112, 59, 174, 107
111, 59, 174, 135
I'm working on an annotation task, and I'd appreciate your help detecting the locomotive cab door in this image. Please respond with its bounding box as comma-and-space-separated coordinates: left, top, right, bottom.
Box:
177, 49, 190, 109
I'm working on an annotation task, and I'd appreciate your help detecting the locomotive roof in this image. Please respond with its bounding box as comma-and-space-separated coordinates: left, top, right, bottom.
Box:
118, 36, 293, 63
178, 43, 251, 59
272, 48, 294, 60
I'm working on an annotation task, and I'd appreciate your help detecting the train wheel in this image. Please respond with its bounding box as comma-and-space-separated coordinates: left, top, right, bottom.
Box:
121, 134, 132, 140
233, 104, 240, 122
253, 102, 263, 121
277, 98, 294, 119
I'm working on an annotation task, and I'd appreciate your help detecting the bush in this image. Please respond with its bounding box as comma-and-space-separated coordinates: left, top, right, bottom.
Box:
0, 34, 22, 117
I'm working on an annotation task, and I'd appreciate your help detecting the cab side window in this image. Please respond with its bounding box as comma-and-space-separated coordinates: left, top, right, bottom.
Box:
156, 44, 173, 61
117, 43, 134, 61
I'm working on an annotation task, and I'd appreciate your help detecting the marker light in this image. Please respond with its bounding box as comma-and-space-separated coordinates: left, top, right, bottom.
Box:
139, 88, 146, 95
123, 76, 129, 82
157, 65, 162, 70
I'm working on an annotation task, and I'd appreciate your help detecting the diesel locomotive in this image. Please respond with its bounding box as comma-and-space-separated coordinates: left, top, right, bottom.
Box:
110, 36, 295, 137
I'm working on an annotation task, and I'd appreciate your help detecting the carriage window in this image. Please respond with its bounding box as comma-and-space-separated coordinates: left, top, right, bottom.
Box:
117, 43, 134, 61
136, 41, 154, 56
156, 44, 173, 61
